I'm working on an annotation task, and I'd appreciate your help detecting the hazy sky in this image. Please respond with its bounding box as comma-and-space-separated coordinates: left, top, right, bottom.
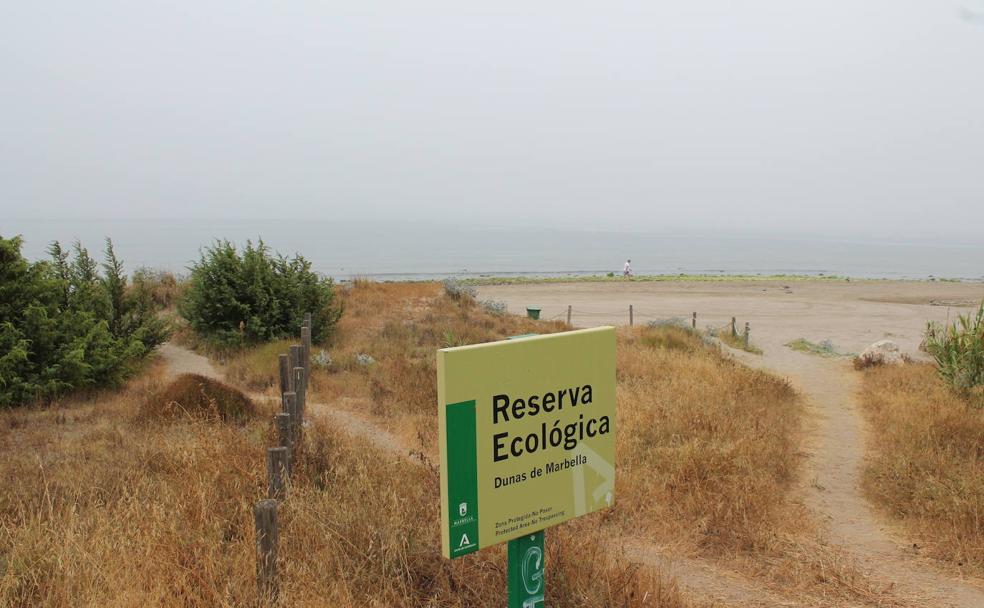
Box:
2, 2, 983, 239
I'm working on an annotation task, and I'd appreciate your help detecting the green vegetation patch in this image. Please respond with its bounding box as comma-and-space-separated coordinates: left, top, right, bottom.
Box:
786, 338, 851, 358
179, 239, 342, 349
0, 235, 170, 406
924, 301, 984, 398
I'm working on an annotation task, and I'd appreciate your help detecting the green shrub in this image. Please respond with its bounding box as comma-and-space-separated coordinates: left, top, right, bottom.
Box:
179, 240, 341, 348
924, 302, 984, 397
0, 235, 170, 406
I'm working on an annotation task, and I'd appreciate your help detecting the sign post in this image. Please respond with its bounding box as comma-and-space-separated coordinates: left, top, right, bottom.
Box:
508, 531, 545, 608
438, 327, 617, 605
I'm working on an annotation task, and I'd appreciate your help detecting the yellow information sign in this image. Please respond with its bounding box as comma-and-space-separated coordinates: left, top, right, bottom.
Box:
438, 327, 616, 559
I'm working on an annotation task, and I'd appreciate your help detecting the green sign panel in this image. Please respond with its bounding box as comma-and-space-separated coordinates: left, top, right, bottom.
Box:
437, 327, 617, 559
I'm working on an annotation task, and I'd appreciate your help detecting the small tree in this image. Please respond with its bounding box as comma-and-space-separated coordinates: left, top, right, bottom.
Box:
0, 235, 170, 406
179, 240, 341, 347
924, 302, 984, 400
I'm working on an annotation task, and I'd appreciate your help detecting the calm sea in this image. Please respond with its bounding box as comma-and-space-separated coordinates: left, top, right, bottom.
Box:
5, 219, 984, 282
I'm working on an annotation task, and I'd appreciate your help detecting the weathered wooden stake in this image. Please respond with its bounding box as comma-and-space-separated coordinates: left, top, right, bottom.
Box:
744, 322, 750, 349
278, 354, 292, 394
731, 317, 737, 337
288, 345, 301, 380
300, 325, 312, 377
253, 499, 279, 603
276, 412, 292, 474
303, 311, 312, 328
293, 367, 306, 425
629, 305, 634, 326
566, 305, 572, 326
267, 447, 289, 499
283, 391, 298, 445
692, 312, 697, 329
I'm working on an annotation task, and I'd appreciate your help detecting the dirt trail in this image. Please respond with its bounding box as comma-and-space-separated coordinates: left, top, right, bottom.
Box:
156, 343, 411, 460
624, 542, 807, 608
730, 347, 984, 608
157, 342, 221, 379
480, 279, 984, 607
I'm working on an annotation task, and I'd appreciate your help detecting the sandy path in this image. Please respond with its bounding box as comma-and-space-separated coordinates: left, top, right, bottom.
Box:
156, 343, 411, 459
157, 342, 221, 379
479, 279, 984, 607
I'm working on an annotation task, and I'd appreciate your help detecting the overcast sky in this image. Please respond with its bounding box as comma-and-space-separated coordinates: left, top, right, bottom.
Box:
2, 2, 983, 239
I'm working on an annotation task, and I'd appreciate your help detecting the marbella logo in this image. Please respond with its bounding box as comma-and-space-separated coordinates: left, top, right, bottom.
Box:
459, 502, 468, 517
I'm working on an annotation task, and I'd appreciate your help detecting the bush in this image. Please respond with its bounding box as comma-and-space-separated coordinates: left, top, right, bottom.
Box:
481, 299, 507, 315
179, 240, 341, 348
924, 302, 984, 396
142, 373, 255, 423
441, 278, 476, 301
0, 235, 170, 406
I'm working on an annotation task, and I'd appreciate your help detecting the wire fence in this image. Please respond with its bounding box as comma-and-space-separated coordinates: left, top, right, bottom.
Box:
522, 305, 751, 344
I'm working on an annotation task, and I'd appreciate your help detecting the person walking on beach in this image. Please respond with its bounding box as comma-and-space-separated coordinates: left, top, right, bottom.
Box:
623, 259, 632, 277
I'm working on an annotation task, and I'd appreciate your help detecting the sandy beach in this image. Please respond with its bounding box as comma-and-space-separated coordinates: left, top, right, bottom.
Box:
478, 279, 984, 357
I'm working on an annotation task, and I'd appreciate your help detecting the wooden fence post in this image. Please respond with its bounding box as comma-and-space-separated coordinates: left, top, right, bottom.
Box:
267, 447, 289, 499
629, 305, 633, 326
566, 305, 572, 326
288, 345, 301, 380
744, 322, 750, 349
283, 392, 298, 446
301, 326, 312, 377
276, 413, 292, 475
254, 499, 279, 603
293, 367, 306, 426
279, 354, 292, 394
303, 312, 312, 327
692, 312, 697, 329
731, 317, 737, 337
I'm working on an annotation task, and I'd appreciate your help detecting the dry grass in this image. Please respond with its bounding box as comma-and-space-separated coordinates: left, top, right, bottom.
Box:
0, 361, 690, 607
859, 363, 984, 575
716, 329, 763, 355
224, 339, 293, 391
141, 373, 257, 423
225, 281, 569, 452
217, 281, 903, 606
619, 328, 910, 605
616, 326, 800, 552
3, 281, 911, 606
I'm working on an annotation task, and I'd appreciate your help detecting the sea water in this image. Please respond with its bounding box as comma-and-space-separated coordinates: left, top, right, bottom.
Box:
5, 218, 983, 281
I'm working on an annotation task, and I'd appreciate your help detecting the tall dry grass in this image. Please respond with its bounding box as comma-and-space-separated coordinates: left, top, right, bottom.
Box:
218, 282, 899, 605
616, 326, 800, 552
225, 281, 568, 452
859, 363, 984, 575
615, 327, 902, 605
0, 361, 690, 607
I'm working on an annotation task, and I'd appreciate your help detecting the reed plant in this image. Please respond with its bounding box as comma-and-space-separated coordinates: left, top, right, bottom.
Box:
924, 302, 984, 401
